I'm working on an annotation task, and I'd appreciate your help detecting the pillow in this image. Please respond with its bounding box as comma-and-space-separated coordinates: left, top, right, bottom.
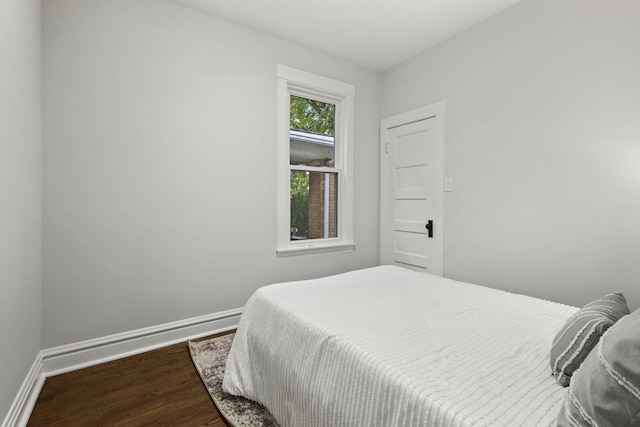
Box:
550, 292, 629, 387
556, 307, 640, 426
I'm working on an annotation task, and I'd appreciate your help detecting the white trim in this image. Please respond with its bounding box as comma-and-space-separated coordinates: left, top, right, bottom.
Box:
2, 308, 242, 427
277, 65, 355, 97
276, 65, 355, 256
277, 76, 292, 251
1, 354, 45, 427
379, 101, 446, 275
41, 307, 243, 376
276, 241, 355, 257
380, 101, 445, 130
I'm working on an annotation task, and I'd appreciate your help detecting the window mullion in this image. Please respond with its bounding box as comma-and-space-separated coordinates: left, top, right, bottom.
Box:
290, 165, 340, 174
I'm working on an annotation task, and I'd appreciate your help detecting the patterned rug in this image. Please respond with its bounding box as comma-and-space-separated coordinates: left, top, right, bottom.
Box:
188, 333, 280, 427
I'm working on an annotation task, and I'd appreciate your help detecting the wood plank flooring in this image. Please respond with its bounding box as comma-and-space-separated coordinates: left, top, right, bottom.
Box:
27, 331, 233, 426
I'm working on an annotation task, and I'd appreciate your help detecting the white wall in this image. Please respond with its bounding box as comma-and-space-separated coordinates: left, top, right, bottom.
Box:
42, 0, 381, 348
382, 0, 640, 309
0, 0, 42, 419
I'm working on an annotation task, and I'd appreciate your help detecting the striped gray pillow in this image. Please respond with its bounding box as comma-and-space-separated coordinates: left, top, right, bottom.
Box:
550, 292, 629, 387
556, 307, 640, 426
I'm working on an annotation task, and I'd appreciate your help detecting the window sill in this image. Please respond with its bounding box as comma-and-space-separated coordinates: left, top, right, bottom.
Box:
276, 241, 356, 257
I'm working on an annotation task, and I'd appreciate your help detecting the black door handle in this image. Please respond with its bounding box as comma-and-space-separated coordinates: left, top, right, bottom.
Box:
425, 220, 433, 238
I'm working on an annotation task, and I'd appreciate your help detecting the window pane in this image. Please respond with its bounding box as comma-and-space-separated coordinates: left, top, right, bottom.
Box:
290, 96, 335, 167
290, 170, 338, 240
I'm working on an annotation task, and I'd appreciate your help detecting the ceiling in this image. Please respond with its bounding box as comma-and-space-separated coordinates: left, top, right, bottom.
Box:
173, 0, 524, 71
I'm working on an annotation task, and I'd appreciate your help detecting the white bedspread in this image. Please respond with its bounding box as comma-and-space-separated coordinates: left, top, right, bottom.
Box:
222, 265, 576, 427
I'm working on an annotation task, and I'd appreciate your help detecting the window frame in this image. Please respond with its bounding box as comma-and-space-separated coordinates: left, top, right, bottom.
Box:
276, 65, 355, 256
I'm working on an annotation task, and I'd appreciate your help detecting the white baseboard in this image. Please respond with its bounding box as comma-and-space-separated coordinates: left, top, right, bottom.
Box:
40, 307, 243, 376
1, 353, 45, 427
2, 308, 242, 427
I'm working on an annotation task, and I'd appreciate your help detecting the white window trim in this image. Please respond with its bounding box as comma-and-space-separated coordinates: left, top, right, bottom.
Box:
276, 65, 355, 256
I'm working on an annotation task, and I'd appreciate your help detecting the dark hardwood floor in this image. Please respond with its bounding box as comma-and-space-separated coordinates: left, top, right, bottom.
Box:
27, 331, 233, 426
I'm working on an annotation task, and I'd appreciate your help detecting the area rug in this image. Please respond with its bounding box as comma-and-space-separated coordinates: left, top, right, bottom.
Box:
189, 333, 280, 427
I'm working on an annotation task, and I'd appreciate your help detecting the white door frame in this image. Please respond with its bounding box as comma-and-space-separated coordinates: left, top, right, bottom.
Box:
379, 101, 445, 274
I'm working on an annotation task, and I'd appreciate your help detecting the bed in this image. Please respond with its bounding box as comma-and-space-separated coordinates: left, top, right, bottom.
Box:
222, 265, 577, 426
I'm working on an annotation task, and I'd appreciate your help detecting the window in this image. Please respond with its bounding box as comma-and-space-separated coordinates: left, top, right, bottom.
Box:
276, 65, 355, 256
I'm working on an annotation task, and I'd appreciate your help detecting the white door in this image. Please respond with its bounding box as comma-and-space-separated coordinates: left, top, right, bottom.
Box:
380, 103, 444, 275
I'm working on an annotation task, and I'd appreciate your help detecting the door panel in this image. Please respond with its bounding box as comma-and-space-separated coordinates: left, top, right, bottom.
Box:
394, 131, 427, 167
395, 165, 427, 190
394, 219, 427, 234
394, 230, 428, 267
395, 199, 427, 221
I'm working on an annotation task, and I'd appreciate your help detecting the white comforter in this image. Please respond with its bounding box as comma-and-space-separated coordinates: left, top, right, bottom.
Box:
222, 266, 575, 427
